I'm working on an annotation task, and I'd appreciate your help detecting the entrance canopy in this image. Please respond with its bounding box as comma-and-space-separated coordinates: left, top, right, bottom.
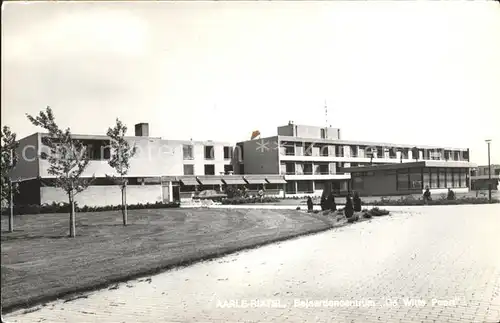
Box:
197, 178, 223, 185
222, 176, 247, 185
180, 178, 199, 186
265, 176, 287, 184
245, 178, 267, 185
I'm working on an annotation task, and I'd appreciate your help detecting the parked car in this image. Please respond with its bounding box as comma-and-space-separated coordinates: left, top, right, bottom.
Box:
193, 190, 227, 202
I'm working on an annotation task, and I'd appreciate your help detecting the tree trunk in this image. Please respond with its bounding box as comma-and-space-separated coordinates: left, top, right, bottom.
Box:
69, 191, 76, 238
8, 179, 13, 233
122, 183, 128, 226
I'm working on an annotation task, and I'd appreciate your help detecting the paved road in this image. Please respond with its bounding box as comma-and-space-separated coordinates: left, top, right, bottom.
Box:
5, 204, 500, 323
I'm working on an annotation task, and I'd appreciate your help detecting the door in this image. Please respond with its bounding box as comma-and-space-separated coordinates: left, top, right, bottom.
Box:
173, 185, 180, 202
162, 185, 170, 203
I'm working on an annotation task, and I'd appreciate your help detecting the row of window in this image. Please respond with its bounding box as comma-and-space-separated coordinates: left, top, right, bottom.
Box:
40, 177, 162, 186
183, 145, 234, 160
397, 168, 468, 191
180, 183, 282, 193
281, 142, 469, 161
183, 164, 233, 176
40, 143, 235, 163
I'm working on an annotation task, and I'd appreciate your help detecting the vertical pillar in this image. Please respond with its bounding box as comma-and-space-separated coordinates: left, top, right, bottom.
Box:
312, 180, 316, 194
294, 181, 298, 195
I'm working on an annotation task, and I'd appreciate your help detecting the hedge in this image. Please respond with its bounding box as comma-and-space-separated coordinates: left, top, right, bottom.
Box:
362, 196, 499, 206
1, 201, 180, 216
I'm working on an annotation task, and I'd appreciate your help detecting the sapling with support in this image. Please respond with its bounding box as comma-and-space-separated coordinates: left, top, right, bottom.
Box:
106, 119, 137, 226
1, 126, 19, 233
27, 106, 95, 238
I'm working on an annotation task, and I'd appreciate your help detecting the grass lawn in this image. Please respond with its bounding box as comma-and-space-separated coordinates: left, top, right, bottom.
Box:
1, 207, 332, 313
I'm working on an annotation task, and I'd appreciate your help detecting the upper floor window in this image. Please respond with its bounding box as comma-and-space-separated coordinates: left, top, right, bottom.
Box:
183, 164, 194, 175
320, 129, 326, 139
183, 145, 194, 160
223, 146, 233, 159
205, 145, 214, 160
463, 150, 469, 161
236, 143, 244, 161
376, 147, 384, 158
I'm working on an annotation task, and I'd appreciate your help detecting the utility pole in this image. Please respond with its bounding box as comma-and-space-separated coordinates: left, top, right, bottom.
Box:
486, 139, 492, 203
9, 149, 14, 232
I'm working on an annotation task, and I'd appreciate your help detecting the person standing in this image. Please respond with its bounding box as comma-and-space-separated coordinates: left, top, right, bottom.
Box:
344, 195, 354, 218
353, 191, 362, 212
423, 186, 431, 205
306, 196, 314, 212
329, 192, 337, 212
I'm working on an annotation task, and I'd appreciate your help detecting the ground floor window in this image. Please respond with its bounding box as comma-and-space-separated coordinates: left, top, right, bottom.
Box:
430, 168, 439, 188
438, 169, 446, 188
265, 183, 282, 190
409, 168, 422, 189
460, 169, 467, 188
352, 177, 364, 191
397, 169, 409, 190
297, 181, 313, 193
426, 167, 468, 189
446, 169, 453, 188
423, 169, 430, 188
314, 181, 325, 191
286, 181, 296, 194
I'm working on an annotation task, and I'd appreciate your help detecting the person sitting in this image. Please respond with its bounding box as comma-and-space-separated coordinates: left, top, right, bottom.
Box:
447, 188, 456, 200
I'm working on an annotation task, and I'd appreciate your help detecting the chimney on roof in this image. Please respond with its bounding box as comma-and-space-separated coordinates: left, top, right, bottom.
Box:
135, 123, 149, 137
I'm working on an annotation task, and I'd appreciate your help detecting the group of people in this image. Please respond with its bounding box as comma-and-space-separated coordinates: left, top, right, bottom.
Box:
423, 186, 455, 204
306, 191, 363, 217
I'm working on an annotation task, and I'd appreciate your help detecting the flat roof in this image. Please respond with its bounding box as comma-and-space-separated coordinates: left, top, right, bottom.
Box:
340, 161, 477, 173
32, 133, 233, 146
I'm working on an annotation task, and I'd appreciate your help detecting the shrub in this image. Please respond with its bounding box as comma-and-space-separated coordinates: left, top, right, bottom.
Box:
1, 201, 180, 216
367, 207, 390, 217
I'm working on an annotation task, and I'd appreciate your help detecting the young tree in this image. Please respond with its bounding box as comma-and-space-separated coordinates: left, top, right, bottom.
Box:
26, 107, 94, 238
106, 119, 137, 226
1, 126, 19, 233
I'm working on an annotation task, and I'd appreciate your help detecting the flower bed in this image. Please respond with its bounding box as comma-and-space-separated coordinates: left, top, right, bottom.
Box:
221, 197, 280, 205
1, 201, 180, 216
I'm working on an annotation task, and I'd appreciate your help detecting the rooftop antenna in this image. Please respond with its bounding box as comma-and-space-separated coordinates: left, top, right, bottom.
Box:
324, 99, 329, 138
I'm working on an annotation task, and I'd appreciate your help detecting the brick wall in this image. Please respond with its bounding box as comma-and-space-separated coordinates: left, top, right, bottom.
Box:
40, 185, 163, 207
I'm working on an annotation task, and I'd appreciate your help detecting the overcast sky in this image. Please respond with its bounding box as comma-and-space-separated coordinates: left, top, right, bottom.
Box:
2, 1, 499, 165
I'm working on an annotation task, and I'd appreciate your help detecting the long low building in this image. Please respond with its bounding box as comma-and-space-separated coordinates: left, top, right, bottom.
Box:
340, 161, 477, 197
9, 121, 476, 207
